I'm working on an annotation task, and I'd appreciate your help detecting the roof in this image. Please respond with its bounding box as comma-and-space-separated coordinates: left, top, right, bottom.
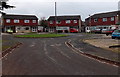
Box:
86, 11, 120, 20
2, 14, 38, 20
48, 15, 81, 21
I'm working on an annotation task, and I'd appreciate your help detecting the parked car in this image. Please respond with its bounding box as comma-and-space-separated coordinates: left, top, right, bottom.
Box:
94, 29, 102, 33
70, 28, 78, 33
111, 29, 120, 39
6, 29, 13, 34
102, 29, 114, 36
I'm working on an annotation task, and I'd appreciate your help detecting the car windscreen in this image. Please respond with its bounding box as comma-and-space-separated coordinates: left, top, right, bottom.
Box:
114, 30, 120, 33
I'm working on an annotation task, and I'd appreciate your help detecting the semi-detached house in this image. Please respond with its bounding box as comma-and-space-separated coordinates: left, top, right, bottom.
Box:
48, 15, 82, 33
85, 11, 120, 32
1, 14, 39, 33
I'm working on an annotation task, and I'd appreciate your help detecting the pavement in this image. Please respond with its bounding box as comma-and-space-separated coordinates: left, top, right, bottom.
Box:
70, 33, 120, 62
2, 33, 119, 75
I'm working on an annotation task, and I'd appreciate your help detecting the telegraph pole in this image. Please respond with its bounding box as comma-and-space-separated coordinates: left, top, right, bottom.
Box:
55, 2, 57, 33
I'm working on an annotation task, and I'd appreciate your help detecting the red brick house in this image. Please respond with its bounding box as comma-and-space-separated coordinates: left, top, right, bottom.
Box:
1, 14, 38, 33
47, 15, 82, 32
85, 11, 120, 32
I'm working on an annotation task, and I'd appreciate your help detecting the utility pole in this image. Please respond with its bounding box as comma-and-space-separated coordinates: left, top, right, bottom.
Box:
55, 2, 57, 33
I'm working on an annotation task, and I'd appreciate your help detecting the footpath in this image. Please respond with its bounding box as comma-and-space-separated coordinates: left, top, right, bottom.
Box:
71, 34, 120, 62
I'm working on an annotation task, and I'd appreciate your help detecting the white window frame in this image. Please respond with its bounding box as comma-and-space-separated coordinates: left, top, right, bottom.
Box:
66, 20, 71, 24
103, 18, 107, 22
14, 19, 19, 23
24, 20, 30, 23
111, 17, 114, 21
94, 18, 98, 22
56, 21, 61, 24
32, 20, 36, 23
6, 19, 11, 23
50, 21, 53, 24
73, 20, 77, 23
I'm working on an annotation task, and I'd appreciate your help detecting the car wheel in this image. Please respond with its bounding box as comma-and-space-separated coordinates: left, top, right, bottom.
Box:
106, 34, 109, 36
112, 37, 115, 39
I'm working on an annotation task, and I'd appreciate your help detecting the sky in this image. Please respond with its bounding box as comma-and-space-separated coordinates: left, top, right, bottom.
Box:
2, 0, 120, 21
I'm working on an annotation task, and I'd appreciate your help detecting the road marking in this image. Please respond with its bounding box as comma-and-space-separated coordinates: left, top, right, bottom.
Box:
29, 42, 36, 47
43, 41, 47, 51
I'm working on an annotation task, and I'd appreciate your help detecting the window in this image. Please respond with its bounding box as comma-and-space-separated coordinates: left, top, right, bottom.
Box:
50, 21, 53, 24
6, 19, 10, 23
25, 27, 29, 30
111, 17, 114, 21
56, 21, 61, 24
94, 19, 98, 22
103, 18, 107, 22
24, 20, 30, 23
74, 20, 77, 23
14, 19, 19, 23
66, 20, 71, 24
32, 20, 36, 23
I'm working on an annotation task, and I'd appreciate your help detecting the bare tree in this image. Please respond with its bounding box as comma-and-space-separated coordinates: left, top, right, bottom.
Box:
0, 0, 15, 10
39, 17, 48, 32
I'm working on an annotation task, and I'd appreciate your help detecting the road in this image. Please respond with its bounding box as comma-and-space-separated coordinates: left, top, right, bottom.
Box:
2, 33, 119, 75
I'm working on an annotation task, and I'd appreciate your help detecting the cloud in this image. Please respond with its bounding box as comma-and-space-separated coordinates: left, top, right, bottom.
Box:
4, 1, 118, 21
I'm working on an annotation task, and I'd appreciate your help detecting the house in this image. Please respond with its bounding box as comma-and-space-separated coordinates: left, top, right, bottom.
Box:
47, 15, 82, 33
1, 14, 38, 33
85, 11, 120, 32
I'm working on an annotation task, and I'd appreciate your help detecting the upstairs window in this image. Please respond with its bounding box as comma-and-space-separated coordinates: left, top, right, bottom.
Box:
14, 19, 19, 23
50, 21, 53, 24
56, 21, 61, 24
66, 20, 71, 24
32, 20, 36, 23
111, 17, 114, 21
24, 20, 30, 23
103, 18, 107, 22
74, 20, 77, 23
6, 19, 10, 23
94, 18, 98, 22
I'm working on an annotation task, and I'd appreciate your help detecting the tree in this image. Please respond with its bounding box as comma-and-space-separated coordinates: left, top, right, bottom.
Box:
0, 0, 15, 10
39, 17, 48, 32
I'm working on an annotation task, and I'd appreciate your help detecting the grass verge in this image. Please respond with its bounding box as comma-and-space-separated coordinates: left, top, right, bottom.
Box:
14, 33, 69, 38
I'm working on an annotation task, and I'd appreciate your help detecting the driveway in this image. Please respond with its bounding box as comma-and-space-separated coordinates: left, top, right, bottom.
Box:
2, 33, 119, 75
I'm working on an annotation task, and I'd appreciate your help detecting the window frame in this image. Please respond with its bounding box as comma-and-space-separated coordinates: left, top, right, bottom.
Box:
32, 20, 36, 23
6, 19, 11, 23
50, 21, 53, 24
94, 18, 98, 22
24, 20, 30, 23
103, 18, 107, 22
56, 20, 61, 24
73, 20, 77, 23
14, 19, 20, 23
66, 20, 71, 24
111, 17, 114, 21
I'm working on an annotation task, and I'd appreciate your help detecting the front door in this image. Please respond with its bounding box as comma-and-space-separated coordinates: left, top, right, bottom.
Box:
32, 27, 37, 32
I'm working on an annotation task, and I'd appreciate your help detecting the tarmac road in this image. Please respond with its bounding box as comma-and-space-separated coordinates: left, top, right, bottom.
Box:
2, 33, 119, 75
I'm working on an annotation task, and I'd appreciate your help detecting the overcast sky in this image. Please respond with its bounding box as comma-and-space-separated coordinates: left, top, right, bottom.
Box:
3, 0, 120, 21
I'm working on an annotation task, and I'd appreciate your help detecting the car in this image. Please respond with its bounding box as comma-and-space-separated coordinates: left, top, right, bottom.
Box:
102, 29, 114, 36
6, 29, 13, 34
70, 28, 78, 33
94, 29, 102, 33
111, 29, 120, 39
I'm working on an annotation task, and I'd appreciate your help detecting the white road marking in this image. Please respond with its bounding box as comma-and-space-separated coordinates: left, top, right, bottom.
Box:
29, 42, 36, 47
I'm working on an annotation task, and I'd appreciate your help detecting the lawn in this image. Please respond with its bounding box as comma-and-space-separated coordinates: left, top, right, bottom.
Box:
15, 33, 69, 38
